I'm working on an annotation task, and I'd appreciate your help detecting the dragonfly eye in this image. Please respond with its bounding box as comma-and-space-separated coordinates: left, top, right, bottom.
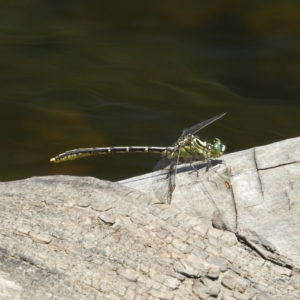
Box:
211, 138, 225, 157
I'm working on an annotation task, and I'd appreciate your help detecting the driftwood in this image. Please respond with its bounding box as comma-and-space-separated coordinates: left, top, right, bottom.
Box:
121, 137, 300, 269
0, 137, 299, 299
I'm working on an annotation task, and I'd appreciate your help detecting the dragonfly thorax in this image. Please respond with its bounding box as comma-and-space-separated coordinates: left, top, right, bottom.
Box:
164, 135, 226, 163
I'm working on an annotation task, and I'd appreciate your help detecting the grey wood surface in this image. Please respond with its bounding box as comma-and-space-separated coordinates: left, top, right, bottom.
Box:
0, 137, 299, 299
121, 137, 300, 269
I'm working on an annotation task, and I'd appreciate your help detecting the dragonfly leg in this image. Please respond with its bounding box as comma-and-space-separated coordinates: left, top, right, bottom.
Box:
206, 159, 213, 171
189, 161, 199, 175
189, 161, 209, 178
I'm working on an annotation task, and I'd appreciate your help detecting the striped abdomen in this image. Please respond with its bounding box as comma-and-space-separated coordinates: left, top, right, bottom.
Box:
50, 146, 171, 163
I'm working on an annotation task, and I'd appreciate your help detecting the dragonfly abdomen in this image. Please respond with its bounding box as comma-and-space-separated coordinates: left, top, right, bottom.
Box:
50, 146, 168, 163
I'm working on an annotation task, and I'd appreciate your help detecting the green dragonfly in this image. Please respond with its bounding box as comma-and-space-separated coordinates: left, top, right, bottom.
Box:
51, 113, 236, 230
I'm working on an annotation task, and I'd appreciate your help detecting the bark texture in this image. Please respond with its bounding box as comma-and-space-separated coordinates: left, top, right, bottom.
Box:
1, 137, 300, 299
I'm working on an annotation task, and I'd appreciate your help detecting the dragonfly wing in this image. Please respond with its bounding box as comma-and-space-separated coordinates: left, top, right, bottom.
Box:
178, 160, 237, 232
181, 113, 226, 137
152, 149, 180, 204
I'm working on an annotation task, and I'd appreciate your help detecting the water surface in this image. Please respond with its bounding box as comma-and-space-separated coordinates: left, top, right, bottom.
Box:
0, 2, 299, 181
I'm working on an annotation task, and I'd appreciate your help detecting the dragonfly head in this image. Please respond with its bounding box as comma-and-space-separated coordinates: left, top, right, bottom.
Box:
211, 138, 226, 158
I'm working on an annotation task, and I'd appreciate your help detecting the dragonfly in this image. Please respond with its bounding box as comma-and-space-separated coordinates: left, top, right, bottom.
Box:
51, 113, 235, 229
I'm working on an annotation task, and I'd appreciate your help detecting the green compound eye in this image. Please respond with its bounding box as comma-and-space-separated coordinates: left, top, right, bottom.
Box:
211, 138, 225, 157
213, 144, 221, 155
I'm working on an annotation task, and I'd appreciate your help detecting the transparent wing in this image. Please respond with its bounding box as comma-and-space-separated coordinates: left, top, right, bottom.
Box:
152, 113, 226, 205
152, 149, 180, 204
177, 160, 237, 232
181, 113, 226, 138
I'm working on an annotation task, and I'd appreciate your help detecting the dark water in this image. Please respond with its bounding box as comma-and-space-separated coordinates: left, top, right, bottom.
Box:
1, 2, 299, 182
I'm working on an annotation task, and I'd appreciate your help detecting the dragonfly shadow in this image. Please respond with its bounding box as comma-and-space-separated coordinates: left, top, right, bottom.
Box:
176, 159, 225, 175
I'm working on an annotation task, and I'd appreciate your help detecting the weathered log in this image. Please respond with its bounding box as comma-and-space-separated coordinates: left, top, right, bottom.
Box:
122, 137, 300, 269
0, 137, 299, 299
